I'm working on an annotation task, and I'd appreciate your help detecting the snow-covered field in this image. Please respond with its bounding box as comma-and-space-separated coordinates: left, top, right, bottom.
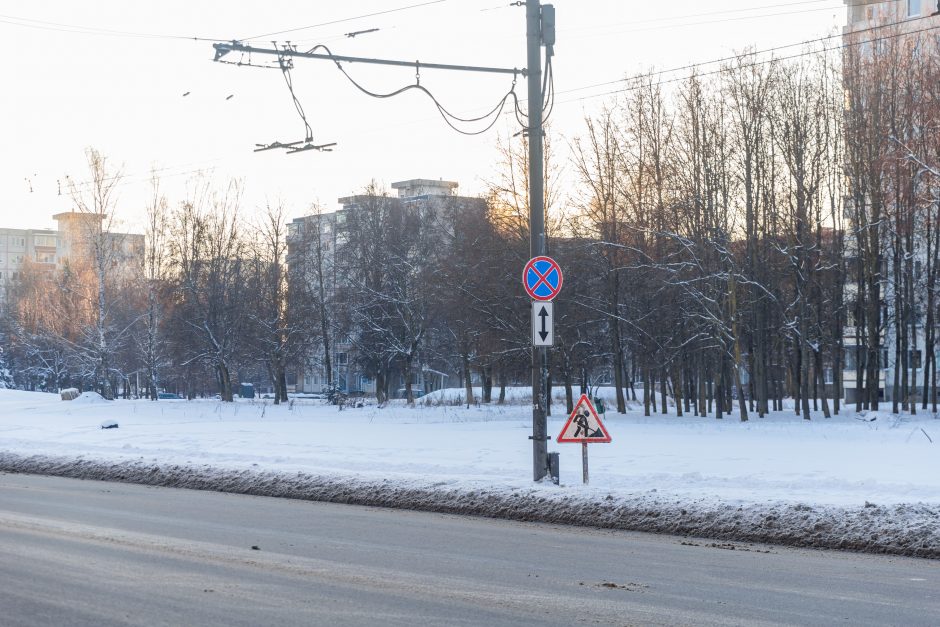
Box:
1, 387, 938, 557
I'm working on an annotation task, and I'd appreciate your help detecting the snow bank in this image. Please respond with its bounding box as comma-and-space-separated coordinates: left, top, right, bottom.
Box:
71, 391, 108, 404
1, 452, 937, 558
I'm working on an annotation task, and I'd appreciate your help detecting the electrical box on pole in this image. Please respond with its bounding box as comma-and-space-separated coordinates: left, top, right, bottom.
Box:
541, 5, 556, 47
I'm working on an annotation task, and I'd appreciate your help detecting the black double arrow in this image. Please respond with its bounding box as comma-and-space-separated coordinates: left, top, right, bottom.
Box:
537, 305, 550, 341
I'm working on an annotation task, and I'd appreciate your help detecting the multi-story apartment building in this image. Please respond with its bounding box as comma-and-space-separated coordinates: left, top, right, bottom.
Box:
52, 211, 145, 273
287, 178, 485, 398
841, 1, 940, 404
846, 0, 939, 27
0, 212, 144, 301
0, 228, 59, 289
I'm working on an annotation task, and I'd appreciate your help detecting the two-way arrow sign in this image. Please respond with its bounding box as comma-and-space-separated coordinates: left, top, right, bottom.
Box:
532, 301, 553, 346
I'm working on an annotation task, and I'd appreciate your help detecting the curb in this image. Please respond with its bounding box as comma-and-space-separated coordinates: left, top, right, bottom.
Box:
2, 452, 937, 559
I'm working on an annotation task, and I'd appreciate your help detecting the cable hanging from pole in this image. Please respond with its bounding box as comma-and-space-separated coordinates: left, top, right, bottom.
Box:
513, 41, 553, 135
255, 44, 336, 154
305, 43, 521, 136
213, 39, 527, 147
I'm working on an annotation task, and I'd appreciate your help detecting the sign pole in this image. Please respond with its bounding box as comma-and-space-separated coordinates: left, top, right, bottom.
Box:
527, 0, 548, 482
557, 394, 611, 485
582, 442, 589, 485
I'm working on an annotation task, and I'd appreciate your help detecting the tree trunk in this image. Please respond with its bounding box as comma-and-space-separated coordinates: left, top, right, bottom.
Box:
277, 368, 287, 403
217, 362, 234, 402
462, 352, 473, 408
814, 348, 831, 418
673, 368, 684, 417
481, 364, 492, 404
660, 368, 668, 415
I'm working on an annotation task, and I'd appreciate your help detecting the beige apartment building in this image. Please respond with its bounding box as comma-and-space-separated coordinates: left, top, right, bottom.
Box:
845, 0, 939, 29
0, 212, 144, 300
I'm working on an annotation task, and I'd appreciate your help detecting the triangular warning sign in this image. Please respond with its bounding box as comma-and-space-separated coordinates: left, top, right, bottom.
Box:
557, 394, 612, 443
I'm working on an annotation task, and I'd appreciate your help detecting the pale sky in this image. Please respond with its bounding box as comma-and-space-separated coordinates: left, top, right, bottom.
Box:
0, 0, 848, 233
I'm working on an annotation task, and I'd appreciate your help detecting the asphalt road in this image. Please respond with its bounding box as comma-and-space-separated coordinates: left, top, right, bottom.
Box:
0, 473, 937, 626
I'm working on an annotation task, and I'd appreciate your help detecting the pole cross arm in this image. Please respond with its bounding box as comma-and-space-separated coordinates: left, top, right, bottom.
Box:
212, 41, 526, 77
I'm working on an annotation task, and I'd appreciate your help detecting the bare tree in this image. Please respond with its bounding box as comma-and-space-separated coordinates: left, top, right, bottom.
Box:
166, 179, 248, 401
64, 148, 139, 399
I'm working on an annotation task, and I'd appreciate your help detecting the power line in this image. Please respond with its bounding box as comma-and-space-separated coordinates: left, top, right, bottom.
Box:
576, 0, 904, 37
250, 1, 516, 48
567, 0, 851, 32
253, 42, 524, 137
555, 10, 935, 99
240, 0, 448, 41
567, 4, 848, 41
557, 21, 940, 106
62, 158, 225, 191
0, 12, 224, 41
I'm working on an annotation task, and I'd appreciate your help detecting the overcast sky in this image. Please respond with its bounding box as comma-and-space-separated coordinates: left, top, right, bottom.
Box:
0, 0, 848, 233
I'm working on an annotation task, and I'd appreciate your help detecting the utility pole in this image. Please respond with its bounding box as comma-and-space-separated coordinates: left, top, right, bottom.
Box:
527, 0, 553, 482
210, 3, 555, 482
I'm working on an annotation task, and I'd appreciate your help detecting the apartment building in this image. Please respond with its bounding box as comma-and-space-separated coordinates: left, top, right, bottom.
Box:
841, 1, 940, 404
0, 212, 144, 301
287, 179, 485, 397
845, 0, 939, 28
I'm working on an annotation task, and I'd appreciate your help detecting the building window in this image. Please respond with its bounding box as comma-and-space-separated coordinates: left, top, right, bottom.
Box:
36, 252, 55, 263
845, 308, 857, 329
336, 352, 348, 366
842, 345, 889, 370
908, 0, 922, 16
34, 235, 57, 247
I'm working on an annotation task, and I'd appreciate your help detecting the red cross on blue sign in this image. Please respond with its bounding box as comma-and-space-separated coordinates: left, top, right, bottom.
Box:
523, 256, 563, 301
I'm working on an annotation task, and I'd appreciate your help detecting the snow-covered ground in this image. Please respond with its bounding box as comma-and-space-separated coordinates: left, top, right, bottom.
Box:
1, 387, 938, 557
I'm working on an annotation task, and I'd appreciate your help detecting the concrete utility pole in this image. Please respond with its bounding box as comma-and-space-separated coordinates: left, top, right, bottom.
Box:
527, 0, 553, 482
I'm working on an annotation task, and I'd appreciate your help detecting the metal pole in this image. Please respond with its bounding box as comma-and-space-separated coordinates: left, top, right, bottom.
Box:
582, 442, 589, 484
213, 42, 523, 76
527, 0, 548, 482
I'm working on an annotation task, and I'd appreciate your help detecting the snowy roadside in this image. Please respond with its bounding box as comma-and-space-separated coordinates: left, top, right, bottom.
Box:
0, 389, 937, 558
2, 452, 938, 559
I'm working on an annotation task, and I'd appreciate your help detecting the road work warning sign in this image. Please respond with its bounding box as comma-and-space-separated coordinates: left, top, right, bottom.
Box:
557, 394, 611, 443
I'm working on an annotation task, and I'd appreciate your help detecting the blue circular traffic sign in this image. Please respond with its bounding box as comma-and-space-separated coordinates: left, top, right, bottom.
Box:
523, 256, 563, 301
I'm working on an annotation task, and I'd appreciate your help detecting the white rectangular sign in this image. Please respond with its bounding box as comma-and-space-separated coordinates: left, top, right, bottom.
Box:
532, 301, 554, 347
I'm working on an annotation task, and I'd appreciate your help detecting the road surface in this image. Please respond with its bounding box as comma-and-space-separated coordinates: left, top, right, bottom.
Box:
0, 473, 936, 626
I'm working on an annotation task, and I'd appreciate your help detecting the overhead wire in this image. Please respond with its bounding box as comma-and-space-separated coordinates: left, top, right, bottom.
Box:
60, 160, 224, 194
557, 20, 940, 106
271, 43, 522, 136
277, 51, 315, 142
0, 12, 224, 41
541, 47, 555, 125
554, 8, 936, 99
240, 0, 448, 42
567, 0, 855, 33
566, 1, 876, 40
